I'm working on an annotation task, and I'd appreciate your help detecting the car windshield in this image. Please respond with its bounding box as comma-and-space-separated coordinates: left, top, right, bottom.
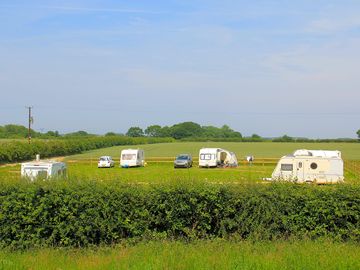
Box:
100, 157, 108, 161
176, 155, 189, 160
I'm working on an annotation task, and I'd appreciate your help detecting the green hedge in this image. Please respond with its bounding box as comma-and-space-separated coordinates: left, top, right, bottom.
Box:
0, 137, 174, 163
0, 182, 359, 248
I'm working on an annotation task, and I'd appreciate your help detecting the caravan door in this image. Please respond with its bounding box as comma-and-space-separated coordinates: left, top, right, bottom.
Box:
295, 160, 305, 182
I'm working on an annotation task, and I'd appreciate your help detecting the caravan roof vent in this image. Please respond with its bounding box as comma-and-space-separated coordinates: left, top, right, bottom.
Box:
293, 149, 312, 156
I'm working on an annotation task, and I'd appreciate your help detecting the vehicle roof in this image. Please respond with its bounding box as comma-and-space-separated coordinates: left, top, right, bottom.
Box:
199, 148, 222, 152
121, 149, 143, 153
21, 160, 65, 166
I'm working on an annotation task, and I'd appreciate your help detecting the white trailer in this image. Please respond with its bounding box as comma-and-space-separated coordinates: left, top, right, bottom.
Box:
120, 149, 145, 168
198, 148, 238, 168
21, 160, 67, 181
269, 149, 344, 184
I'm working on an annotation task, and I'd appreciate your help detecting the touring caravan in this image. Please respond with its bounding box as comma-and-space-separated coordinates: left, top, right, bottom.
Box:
21, 158, 67, 181
269, 149, 344, 184
120, 149, 145, 168
198, 148, 238, 168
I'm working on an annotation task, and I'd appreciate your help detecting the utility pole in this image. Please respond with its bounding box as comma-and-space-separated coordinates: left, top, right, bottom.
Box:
26, 106, 33, 144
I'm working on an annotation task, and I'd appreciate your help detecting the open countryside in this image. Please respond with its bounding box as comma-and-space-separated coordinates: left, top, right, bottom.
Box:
2, 0, 360, 269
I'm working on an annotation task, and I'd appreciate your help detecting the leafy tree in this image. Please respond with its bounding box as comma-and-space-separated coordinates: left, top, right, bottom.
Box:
221, 125, 242, 138
126, 127, 144, 137
44, 130, 60, 137
251, 134, 261, 139
273, 135, 294, 142
145, 125, 162, 137
65, 130, 90, 137
202, 126, 224, 138
0, 124, 39, 138
169, 122, 203, 139
357, 129, 360, 141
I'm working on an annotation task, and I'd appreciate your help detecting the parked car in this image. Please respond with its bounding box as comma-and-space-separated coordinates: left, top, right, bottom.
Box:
174, 154, 193, 168
98, 156, 115, 168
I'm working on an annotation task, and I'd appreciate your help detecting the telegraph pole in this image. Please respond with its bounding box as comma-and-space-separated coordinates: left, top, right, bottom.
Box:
26, 106, 33, 144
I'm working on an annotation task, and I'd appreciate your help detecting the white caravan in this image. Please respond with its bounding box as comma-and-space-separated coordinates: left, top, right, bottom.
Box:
120, 149, 145, 168
198, 148, 238, 168
269, 149, 344, 184
21, 159, 67, 181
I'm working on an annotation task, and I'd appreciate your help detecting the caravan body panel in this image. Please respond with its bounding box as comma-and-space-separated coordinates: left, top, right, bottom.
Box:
271, 149, 344, 183
199, 148, 238, 168
21, 161, 67, 181
120, 149, 145, 167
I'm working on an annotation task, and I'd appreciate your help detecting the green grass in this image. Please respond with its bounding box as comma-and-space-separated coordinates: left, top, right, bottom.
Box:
66, 142, 360, 160
1, 240, 360, 270
1, 142, 360, 184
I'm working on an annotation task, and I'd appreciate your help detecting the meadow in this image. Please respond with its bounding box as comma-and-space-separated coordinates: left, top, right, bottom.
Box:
1, 240, 360, 270
1, 141, 359, 184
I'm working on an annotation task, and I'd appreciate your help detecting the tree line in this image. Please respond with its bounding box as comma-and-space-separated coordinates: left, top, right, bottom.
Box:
126, 122, 243, 139
1, 123, 359, 142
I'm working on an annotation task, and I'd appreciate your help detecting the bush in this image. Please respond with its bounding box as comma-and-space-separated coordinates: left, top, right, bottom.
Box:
0, 182, 359, 249
0, 137, 174, 163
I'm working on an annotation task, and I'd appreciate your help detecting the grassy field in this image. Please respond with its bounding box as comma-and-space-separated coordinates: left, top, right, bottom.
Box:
1, 142, 360, 184
1, 240, 360, 270
66, 142, 360, 160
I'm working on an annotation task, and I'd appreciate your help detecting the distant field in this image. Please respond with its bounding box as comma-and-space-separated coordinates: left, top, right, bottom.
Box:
66, 142, 360, 160
1, 240, 360, 270
1, 142, 359, 184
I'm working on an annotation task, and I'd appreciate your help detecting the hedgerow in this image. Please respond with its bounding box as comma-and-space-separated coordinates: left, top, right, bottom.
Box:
0, 137, 174, 163
0, 182, 359, 249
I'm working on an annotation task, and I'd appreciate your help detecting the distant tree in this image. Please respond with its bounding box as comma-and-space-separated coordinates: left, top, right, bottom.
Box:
105, 132, 117, 136
273, 135, 294, 142
0, 124, 39, 138
45, 130, 60, 137
221, 125, 242, 138
251, 134, 261, 139
159, 126, 171, 137
145, 125, 162, 137
169, 122, 203, 139
126, 127, 144, 137
202, 126, 224, 138
357, 129, 360, 141
65, 130, 89, 137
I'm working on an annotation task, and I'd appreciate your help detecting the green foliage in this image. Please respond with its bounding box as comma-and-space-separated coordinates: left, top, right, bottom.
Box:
0, 137, 174, 163
64, 130, 92, 137
0, 124, 38, 139
144, 125, 163, 137
273, 135, 295, 142
126, 127, 144, 137
357, 129, 360, 141
1, 182, 359, 249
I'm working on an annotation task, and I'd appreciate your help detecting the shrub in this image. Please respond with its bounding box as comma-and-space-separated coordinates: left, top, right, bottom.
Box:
0, 137, 174, 163
0, 182, 359, 249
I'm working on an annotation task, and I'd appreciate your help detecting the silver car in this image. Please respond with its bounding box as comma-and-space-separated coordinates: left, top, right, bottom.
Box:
174, 154, 193, 168
98, 156, 115, 168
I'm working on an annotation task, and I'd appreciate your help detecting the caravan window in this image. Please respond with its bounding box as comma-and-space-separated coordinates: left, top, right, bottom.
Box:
310, 163, 318, 170
281, 164, 293, 171
122, 154, 136, 160
200, 154, 215, 160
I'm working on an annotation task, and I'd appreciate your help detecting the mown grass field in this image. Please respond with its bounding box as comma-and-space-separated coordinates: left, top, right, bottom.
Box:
66, 141, 360, 160
1, 240, 360, 270
1, 142, 359, 184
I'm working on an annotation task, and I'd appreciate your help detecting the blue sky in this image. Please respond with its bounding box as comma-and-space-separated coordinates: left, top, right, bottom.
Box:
0, 0, 359, 138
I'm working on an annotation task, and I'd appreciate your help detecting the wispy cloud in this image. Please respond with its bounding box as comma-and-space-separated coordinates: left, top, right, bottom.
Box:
0, 5, 166, 14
